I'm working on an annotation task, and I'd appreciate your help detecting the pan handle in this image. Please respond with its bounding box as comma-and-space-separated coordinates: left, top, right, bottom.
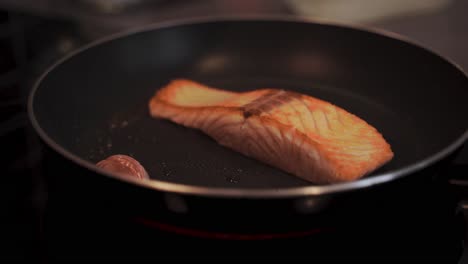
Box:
456, 201, 468, 264
449, 164, 468, 264
448, 164, 468, 198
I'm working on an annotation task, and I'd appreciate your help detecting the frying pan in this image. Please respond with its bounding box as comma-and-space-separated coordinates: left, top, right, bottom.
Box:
28, 16, 468, 238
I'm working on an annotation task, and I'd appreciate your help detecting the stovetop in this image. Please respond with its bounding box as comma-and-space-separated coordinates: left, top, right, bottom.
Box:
38, 168, 465, 262
1, 0, 468, 262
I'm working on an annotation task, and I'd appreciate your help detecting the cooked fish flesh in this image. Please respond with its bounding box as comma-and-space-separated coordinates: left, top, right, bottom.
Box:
148, 79, 393, 184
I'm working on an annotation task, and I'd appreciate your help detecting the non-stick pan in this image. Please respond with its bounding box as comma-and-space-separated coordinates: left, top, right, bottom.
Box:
28, 16, 468, 237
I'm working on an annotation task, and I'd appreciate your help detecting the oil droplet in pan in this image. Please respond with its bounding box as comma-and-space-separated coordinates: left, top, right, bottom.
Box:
226, 175, 240, 183
120, 120, 129, 128
106, 139, 112, 148
161, 162, 172, 177
224, 167, 241, 184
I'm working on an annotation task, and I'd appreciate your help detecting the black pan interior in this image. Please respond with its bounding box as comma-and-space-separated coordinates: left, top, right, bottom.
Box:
32, 20, 468, 188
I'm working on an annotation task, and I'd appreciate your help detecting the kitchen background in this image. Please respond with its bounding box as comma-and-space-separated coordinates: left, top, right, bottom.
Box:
1, 0, 467, 261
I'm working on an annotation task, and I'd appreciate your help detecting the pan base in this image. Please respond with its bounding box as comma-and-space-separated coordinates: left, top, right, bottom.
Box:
76, 78, 419, 189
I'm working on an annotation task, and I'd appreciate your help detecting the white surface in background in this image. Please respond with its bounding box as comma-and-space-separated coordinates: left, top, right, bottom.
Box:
286, 0, 453, 23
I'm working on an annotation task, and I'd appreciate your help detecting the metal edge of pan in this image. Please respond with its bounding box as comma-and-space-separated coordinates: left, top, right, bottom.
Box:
27, 14, 468, 199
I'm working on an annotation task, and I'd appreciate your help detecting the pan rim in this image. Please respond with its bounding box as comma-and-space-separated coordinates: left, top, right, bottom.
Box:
27, 14, 468, 198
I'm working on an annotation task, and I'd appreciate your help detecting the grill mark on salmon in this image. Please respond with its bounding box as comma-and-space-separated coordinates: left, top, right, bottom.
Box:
149, 79, 394, 184
242, 90, 300, 119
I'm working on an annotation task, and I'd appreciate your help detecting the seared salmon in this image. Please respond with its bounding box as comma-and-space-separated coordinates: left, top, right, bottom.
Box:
148, 79, 393, 184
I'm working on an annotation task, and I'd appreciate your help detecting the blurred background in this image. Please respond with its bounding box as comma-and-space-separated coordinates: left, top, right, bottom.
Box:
0, 0, 467, 261
1, 0, 467, 142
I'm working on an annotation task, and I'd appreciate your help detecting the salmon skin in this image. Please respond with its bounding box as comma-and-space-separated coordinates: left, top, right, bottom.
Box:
148, 79, 393, 184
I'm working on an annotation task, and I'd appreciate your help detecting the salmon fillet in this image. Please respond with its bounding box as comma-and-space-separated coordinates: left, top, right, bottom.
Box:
148, 79, 393, 184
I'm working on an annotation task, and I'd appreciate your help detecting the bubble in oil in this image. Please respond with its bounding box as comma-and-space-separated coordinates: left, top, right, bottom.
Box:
224, 167, 241, 184
225, 174, 240, 183
161, 162, 172, 177
106, 139, 112, 148
195, 162, 207, 170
